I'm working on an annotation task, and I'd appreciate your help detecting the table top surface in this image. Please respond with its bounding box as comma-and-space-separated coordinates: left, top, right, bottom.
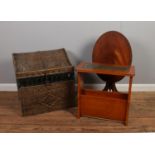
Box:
76, 62, 135, 77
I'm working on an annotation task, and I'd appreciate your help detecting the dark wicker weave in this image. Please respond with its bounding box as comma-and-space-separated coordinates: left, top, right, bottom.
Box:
13, 48, 75, 116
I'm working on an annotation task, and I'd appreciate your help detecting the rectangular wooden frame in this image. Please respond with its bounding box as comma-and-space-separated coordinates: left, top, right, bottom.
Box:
76, 62, 135, 125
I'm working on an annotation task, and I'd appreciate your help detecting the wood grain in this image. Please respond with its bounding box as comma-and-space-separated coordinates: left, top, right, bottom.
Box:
76, 62, 135, 124
0, 91, 155, 132
76, 62, 135, 77
92, 31, 132, 83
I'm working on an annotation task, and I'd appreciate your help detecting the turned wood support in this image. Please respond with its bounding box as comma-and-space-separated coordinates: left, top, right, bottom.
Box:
103, 82, 118, 92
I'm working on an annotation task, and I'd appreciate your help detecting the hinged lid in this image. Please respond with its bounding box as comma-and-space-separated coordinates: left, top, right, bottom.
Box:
13, 48, 73, 78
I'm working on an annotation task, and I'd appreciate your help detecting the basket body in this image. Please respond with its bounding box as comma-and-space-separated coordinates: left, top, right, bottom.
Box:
13, 48, 75, 116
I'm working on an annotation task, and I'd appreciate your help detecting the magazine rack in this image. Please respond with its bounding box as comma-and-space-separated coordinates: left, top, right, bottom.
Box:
76, 62, 135, 125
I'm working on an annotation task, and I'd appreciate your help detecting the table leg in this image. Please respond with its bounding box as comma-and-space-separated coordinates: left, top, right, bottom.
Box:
77, 73, 83, 118
125, 76, 133, 125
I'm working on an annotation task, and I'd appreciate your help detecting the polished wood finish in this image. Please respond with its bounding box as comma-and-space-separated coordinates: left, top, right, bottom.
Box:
80, 89, 127, 121
92, 31, 132, 91
0, 91, 154, 132
77, 62, 135, 125
76, 62, 135, 77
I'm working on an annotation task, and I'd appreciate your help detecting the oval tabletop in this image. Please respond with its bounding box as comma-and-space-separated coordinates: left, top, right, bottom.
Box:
92, 31, 132, 82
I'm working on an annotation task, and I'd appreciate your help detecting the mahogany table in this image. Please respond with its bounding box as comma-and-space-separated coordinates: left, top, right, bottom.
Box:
92, 31, 132, 92
76, 62, 135, 125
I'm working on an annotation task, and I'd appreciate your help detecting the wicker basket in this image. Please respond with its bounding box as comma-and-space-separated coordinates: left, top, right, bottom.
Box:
13, 48, 75, 116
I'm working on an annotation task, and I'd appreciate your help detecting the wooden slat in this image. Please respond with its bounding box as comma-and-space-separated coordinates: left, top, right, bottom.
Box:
80, 94, 127, 121
82, 89, 128, 100
76, 62, 135, 77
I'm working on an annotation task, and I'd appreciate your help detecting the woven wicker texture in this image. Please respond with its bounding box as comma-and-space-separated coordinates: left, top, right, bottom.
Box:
13, 48, 75, 116
13, 48, 72, 78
